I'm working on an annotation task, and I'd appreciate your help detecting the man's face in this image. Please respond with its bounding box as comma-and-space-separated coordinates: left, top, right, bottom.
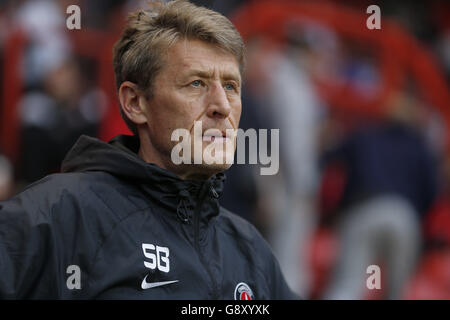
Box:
140, 39, 242, 179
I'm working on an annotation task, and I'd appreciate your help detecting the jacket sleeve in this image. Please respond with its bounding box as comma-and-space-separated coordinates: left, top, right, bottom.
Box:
0, 191, 58, 299
250, 226, 300, 300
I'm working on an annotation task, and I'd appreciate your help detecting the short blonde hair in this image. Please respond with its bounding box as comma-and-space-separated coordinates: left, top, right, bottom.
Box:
113, 0, 245, 135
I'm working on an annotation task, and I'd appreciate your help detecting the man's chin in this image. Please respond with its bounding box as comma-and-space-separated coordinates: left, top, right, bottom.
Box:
204, 161, 233, 172
191, 161, 232, 177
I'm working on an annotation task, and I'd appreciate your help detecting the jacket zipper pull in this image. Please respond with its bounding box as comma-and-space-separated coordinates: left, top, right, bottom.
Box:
210, 186, 219, 199
177, 210, 190, 224
177, 198, 191, 224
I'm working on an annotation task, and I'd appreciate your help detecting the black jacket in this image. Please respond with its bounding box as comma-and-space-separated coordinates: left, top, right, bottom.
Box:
0, 135, 296, 299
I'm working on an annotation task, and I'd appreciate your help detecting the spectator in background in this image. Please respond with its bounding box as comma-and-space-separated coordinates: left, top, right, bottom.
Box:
14, 0, 72, 87
12, 0, 105, 185
246, 23, 332, 297
267, 23, 336, 298
322, 92, 439, 299
18, 54, 104, 185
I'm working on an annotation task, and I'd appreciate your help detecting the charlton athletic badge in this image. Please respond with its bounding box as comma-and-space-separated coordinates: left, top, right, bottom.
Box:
234, 282, 254, 300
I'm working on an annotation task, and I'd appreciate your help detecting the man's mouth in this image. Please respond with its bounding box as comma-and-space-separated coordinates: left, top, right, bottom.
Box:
202, 130, 232, 143
202, 134, 229, 143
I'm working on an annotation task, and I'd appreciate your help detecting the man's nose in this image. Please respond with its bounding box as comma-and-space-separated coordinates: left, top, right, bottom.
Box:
206, 83, 232, 119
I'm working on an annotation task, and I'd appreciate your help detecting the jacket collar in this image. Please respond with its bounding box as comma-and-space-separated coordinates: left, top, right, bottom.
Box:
61, 134, 226, 224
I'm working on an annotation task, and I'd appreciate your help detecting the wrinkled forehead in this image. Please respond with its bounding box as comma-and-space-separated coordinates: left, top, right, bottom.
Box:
163, 39, 241, 81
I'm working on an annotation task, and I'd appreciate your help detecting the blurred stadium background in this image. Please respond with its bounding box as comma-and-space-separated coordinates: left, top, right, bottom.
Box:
0, 0, 449, 299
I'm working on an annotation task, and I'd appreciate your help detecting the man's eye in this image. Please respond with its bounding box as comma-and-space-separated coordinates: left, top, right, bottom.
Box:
191, 80, 203, 87
224, 83, 236, 91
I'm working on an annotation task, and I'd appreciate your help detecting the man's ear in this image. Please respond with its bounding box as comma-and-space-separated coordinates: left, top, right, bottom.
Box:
118, 81, 149, 125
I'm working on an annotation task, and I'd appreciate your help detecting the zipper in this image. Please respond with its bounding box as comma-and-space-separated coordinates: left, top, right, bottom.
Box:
177, 198, 191, 224
193, 181, 219, 299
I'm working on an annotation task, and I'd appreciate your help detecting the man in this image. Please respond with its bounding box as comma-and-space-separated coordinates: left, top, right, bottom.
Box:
0, 0, 296, 299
